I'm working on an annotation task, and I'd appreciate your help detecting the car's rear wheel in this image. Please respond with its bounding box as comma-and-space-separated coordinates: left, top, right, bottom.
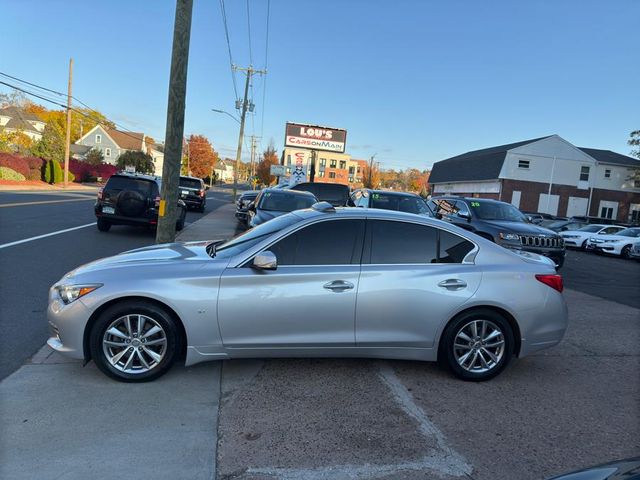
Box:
89, 301, 181, 382
97, 218, 111, 232
440, 309, 514, 381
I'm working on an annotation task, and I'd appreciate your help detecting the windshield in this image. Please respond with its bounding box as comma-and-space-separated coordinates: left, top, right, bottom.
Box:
370, 193, 431, 215
616, 228, 640, 237
469, 201, 527, 222
577, 225, 604, 232
212, 213, 302, 259
180, 178, 202, 189
259, 191, 316, 212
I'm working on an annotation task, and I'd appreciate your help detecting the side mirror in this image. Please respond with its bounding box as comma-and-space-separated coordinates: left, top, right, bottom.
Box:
252, 250, 277, 270
248, 202, 256, 212
457, 211, 471, 221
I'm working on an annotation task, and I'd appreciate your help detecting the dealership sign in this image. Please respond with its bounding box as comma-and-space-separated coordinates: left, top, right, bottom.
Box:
284, 122, 347, 153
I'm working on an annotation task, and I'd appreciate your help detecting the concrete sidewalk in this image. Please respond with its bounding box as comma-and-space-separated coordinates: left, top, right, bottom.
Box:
0, 200, 241, 480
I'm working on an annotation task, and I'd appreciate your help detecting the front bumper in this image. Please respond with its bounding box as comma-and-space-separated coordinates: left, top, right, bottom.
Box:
46, 287, 92, 360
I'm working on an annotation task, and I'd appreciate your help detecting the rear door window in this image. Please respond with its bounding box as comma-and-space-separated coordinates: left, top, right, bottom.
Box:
180, 178, 202, 189
105, 176, 155, 196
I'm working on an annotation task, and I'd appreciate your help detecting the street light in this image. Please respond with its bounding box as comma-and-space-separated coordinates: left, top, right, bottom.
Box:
211, 108, 240, 124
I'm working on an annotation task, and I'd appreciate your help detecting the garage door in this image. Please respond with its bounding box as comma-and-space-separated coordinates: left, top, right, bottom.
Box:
566, 196, 588, 218
538, 194, 559, 216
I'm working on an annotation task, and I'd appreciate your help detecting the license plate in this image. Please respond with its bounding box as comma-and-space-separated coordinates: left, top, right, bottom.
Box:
103, 206, 115, 214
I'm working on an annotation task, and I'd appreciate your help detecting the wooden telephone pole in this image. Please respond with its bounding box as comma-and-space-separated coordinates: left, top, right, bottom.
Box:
63, 58, 73, 188
156, 0, 193, 244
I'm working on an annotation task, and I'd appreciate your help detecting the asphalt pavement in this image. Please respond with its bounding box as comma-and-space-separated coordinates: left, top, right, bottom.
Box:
0, 187, 232, 380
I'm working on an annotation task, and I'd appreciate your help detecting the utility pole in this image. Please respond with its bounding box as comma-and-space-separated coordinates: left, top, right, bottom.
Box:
232, 65, 266, 201
63, 58, 73, 188
156, 0, 193, 244
368, 153, 377, 188
248, 135, 261, 178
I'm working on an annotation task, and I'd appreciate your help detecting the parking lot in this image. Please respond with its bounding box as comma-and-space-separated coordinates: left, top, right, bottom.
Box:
1, 198, 638, 480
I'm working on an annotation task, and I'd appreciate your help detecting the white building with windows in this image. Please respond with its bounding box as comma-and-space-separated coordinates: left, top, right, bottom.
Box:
430, 135, 640, 223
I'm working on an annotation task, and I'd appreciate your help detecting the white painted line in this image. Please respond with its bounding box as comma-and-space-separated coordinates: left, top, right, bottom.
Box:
0, 198, 95, 208
0, 222, 96, 249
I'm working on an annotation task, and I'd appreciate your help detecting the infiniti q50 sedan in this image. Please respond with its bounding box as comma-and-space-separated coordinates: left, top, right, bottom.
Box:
47, 203, 568, 382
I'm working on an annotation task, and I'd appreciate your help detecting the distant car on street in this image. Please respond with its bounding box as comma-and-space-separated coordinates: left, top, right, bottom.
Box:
235, 190, 259, 226
540, 219, 588, 232
248, 188, 317, 227
560, 224, 626, 250
94, 173, 187, 232
430, 197, 566, 268
179, 176, 208, 212
585, 227, 640, 258
350, 189, 433, 216
47, 205, 567, 383
291, 182, 351, 207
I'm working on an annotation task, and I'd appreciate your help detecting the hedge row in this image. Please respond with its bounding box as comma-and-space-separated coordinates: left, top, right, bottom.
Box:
0, 153, 43, 180
0, 153, 117, 184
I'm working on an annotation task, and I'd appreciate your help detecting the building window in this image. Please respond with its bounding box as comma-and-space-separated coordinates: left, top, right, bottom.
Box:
320, 158, 326, 166
95, 134, 101, 144
287, 155, 291, 165
318, 170, 325, 177
604, 169, 611, 178
329, 172, 336, 179
348, 166, 355, 174
105, 148, 111, 157
357, 167, 361, 174
600, 206, 613, 219
330, 159, 337, 168
580, 166, 590, 182
348, 176, 354, 183
518, 159, 530, 169
339, 160, 347, 169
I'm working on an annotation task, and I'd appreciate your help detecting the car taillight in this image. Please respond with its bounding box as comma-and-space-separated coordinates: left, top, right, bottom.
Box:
97, 189, 103, 200
535, 274, 563, 293
154, 196, 161, 207
199, 189, 205, 197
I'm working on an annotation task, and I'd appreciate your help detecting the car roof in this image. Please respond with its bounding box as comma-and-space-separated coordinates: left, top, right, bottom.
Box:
359, 189, 421, 198
433, 196, 506, 204
110, 173, 159, 182
261, 188, 316, 197
293, 205, 440, 224
180, 175, 202, 181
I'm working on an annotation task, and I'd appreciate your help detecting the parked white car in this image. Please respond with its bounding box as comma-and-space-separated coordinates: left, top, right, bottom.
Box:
586, 227, 640, 259
559, 224, 626, 250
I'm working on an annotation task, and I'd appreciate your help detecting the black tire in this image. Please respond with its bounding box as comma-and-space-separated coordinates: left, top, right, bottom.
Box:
176, 208, 186, 231
89, 300, 181, 382
580, 239, 588, 250
439, 309, 515, 382
97, 218, 111, 232
621, 245, 632, 259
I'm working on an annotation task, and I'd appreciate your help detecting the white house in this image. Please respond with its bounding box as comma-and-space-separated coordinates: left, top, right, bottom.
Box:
214, 158, 235, 183
0, 106, 46, 141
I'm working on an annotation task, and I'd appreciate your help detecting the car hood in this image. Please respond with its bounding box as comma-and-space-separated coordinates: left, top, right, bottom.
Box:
63, 241, 222, 278
589, 233, 636, 242
482, 220, 557, 236
560, 230, 591, 237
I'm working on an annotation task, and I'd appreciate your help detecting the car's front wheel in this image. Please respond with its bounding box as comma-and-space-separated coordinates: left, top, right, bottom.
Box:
89, 300, 181, 382
440, 309, 514, 381
621, 245, 632, 259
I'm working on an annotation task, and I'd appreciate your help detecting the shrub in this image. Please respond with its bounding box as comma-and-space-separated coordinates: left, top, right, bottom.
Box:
68, 158, 116, 182
0, 166, 26, 181
44, 159, 75, 183
0, 153, 45, 181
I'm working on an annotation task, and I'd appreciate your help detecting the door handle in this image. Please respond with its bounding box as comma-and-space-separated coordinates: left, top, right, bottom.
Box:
438, 279, 467, 290
323, 280, 354, 292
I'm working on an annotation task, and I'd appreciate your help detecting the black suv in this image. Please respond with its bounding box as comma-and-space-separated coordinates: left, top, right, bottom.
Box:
179, 175, 208, 212
430, 196, 566, 268
350, 189, 433, 216
95, 173, 187, 232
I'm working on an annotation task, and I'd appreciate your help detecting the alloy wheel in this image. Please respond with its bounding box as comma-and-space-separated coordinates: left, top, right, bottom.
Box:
453, 319, 505, 373
102, 314, 167, 374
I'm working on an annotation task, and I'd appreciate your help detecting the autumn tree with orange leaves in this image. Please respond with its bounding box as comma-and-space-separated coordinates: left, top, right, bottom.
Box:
186, 134, 219, 179
256, 144, 279, 185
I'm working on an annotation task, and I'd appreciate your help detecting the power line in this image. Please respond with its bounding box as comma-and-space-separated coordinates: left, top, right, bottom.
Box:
260, 0, 270, 140
246, 0, 253, 65
219, 0, 239, 100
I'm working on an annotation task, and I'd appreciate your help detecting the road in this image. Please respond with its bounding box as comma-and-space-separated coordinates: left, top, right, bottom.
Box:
0, 187, 233, 380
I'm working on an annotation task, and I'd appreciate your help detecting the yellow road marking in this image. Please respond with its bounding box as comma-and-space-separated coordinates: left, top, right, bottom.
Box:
0, 198, 95, 208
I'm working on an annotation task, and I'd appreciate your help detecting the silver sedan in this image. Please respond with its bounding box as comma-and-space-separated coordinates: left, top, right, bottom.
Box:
47, 204, 568, 382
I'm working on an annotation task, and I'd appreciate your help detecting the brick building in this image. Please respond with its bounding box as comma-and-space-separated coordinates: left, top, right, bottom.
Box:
282, 147, 366, 188
429, 135, 640, 223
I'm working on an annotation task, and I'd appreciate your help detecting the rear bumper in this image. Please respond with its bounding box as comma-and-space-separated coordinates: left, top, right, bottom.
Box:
182, 196, 205, 208
95, 211, 157, 226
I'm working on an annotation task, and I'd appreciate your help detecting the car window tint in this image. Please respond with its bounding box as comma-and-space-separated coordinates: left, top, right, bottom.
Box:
260, 192, 316, 212
105, 176, 154, 195
455, 201, 470, 216
439, 230, 475, 263
180, 178, 202, 189
268, 219, 364, 265
369, 220, 437, 264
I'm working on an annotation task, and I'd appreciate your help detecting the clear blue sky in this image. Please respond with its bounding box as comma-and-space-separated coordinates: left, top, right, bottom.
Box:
1, 0, 638, 169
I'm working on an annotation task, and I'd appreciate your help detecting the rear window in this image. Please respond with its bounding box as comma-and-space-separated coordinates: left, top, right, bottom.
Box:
259, 191, 316, 212
292, 183, 349, 205
370, 193, 431, 215
180, 177, 202, 189
105, 176, 156, 196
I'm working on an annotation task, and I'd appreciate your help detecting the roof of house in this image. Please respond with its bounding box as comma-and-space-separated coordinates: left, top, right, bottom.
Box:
0, 106, 44, 134
70, 144, 92, 155
105, 128, 144, 150
429, 136, 552, 183
578, 147, 639, 167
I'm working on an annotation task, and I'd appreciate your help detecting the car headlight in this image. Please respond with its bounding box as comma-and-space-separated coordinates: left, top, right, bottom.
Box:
56, 284, 102, 304
499, 232, 520, 241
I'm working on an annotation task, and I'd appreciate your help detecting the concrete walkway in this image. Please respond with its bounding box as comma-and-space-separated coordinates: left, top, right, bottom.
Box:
0, 200, 240, 480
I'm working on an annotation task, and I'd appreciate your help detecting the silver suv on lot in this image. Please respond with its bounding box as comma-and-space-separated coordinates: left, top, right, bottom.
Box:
47, 204, 568, 383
